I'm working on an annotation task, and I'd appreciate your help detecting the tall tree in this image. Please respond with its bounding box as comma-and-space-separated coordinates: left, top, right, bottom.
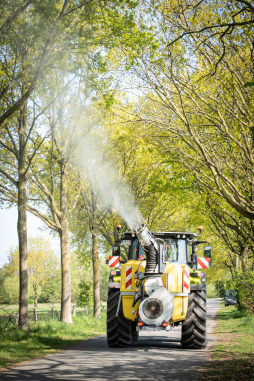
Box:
0, 100, 49, 327
0, 0, 129, 326
0, 0, 96, 329
27, 123, 81, 323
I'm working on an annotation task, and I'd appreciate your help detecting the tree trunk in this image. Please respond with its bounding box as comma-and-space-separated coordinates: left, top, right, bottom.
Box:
92, 228, 100, 318
91, 190, 100, 318
18, 102, 29, 330
60, 161, 72, 323
33, 284, 38, 308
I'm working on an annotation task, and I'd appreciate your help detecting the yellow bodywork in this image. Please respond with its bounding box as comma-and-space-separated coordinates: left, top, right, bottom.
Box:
120, 260, 145, 321
120, 260, 189, 323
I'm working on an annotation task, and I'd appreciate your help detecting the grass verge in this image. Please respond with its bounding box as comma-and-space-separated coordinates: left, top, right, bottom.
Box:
0, 313, 106, 371
200, 304, 254, 380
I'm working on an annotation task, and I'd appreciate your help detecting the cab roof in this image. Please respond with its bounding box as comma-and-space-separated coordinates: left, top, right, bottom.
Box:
121, 231, 197, 240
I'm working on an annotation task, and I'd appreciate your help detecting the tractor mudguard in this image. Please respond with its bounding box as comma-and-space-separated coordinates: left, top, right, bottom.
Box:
190, 271, 206, 291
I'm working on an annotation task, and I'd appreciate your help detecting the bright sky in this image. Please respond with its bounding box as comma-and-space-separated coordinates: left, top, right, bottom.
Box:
0, 207, 60, 268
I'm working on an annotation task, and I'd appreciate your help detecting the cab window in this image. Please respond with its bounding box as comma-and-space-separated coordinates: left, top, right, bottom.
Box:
164, 239, 187, 264
130, 239, 146, 260
129, 238, 187, 263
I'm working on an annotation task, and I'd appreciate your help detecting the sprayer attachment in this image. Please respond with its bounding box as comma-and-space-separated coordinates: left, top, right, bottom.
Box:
136, 225, 158, 273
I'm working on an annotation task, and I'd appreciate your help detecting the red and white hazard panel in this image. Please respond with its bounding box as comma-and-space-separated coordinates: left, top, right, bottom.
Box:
198, 257, 210, 269
125, 266, 132, 289
183, 268, 190, 293
108, 256, 120, 268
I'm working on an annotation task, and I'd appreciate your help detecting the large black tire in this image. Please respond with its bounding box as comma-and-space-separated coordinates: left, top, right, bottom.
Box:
107, 288, 135, 347
181, 290, 207, 349
107, 288, 120, 347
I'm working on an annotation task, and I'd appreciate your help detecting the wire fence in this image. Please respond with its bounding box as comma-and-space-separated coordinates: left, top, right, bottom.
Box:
0, 304, 106, 332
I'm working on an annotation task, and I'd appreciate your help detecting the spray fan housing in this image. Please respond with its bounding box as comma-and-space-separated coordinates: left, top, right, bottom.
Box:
139, 277, 174, 325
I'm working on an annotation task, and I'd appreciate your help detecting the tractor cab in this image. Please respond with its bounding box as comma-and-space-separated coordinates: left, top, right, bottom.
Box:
111, 231, 211, 270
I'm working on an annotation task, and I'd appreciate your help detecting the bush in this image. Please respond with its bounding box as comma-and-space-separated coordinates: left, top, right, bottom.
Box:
234, 270, 254, 314
78, 280, 92, 306
207, 283, 217, 298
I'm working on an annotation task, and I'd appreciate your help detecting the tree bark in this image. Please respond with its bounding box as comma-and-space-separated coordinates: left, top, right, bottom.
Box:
91, 190, 100, 318
33, 283, 38, 308
92, 227, 100, 318
60, 161, 72, 323
18, 102, 29, 329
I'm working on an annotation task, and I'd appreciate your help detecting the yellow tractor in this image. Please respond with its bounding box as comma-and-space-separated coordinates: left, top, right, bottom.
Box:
107, 224, 212, 349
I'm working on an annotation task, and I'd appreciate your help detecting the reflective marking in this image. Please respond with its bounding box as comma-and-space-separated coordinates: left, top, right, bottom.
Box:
125, 266, 132, 289
108, 256, 120, 268
198, 257, 209, 269
183, 268, 190, 293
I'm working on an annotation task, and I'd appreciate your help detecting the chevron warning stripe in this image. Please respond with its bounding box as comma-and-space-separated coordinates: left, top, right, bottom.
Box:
183, 268, 190, 293
108, 256, 120, 268
198, 257, 210, 269
125, 266, 132, 289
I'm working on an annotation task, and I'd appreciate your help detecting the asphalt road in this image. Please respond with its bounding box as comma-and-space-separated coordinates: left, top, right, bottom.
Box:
0, 299, 221, 381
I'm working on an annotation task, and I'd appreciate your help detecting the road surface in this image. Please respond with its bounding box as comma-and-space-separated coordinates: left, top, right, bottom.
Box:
0, 299, 221, 381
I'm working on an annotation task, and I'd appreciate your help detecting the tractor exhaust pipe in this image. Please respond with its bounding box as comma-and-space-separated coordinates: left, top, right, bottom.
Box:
136, 225, 158, 273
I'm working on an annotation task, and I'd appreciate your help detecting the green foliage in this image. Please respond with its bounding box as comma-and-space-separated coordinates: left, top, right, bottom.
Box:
224, 277, 235, 291
104, 0, 254, 285
39, 275, 61, 303
234, 270, 254, 314
244, 81, 254, 88
100, 260, 110, 302
207, 283, 218, 299
0, 276, 19, 304
78, 280, 93, 306
0, 266, 18, 304
0, 238, 60, 305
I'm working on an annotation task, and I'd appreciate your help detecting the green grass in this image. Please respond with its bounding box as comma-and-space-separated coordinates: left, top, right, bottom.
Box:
200, 304, 254, 380
0, 313, 106, 371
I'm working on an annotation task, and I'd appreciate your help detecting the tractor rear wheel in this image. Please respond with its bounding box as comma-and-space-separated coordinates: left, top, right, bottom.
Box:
181, 290, 207, 349
107, 288, 135, 347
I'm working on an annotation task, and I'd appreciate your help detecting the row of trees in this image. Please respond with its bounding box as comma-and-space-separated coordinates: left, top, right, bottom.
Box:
0, 236, 109, 307
0, 0, 143, 328
107, 0, 254, 311
1, 0, 253, 328
111, 0, 254, 274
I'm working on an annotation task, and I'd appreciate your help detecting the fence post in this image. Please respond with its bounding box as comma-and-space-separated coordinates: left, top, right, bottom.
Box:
34, 307, 37, 322
51, 307, 54, 320
72, 304, 76, 317
85, 305, 88, 315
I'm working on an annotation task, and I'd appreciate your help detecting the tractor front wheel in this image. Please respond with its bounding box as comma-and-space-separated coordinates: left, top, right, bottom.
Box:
181, 290, 207, 349
107, 288, 135, 348
107, 288, 120, 347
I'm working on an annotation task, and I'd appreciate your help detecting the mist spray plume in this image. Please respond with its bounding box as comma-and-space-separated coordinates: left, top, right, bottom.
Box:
74, 132, 143, 230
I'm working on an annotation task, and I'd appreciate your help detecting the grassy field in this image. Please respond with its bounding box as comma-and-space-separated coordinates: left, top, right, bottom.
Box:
200, 304, 254, 380
0, 312, 106, 371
